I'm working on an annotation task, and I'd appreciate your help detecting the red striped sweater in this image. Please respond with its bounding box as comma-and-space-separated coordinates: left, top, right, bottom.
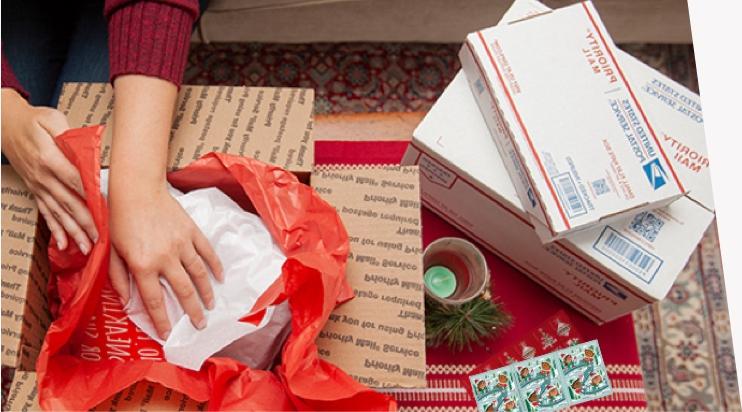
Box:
2, 0, 199, 99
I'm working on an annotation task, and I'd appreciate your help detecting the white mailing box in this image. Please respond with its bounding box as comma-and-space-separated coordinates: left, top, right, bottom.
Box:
402, 0, 714, 323
458, 1, 686, 242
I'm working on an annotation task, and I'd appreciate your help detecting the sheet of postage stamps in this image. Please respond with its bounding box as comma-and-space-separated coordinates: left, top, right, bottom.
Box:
469, 340, 612, 411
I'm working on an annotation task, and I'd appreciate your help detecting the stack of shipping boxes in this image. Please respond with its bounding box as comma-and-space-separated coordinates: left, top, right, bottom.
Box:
402, 0, 714, 324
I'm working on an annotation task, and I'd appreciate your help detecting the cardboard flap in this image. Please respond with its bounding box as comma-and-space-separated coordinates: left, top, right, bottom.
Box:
1, 166, 51, 370
619, 52, 714, 213
57, 84, 314, 175
311, 164, 426, 388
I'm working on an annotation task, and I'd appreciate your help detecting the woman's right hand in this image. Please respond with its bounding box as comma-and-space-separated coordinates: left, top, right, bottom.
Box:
1, 88, 98, 253
108, 183, 223, 339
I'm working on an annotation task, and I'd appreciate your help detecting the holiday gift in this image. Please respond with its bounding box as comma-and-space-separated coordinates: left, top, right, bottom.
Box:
35, 126, 395, 410
469, 340, 611, 411
0, 82, 313, 373
458, 1, 684, 242
98, 171, 290, 371
401, 0, 714, 323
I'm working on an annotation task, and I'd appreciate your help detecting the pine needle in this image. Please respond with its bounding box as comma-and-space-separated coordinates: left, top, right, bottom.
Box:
425, 296, 512, 352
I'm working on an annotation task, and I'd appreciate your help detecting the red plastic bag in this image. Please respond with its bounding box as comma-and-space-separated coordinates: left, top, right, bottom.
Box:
36, 126, 396, 411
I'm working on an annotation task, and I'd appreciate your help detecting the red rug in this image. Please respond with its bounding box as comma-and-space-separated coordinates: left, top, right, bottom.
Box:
315, 141, 647, 411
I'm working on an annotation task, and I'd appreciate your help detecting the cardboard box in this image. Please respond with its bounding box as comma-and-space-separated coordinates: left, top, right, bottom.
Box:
57, 83, 314, 178
3, 86, 424, 403
401, 0, 714, 323
1, 84, 314, 371
91, 381, 206, 411
312, 165, 426, 388
4, 371, 41, 411
458, 1, 685, 242
4, 371, 206, 411
1, 167, 51, 370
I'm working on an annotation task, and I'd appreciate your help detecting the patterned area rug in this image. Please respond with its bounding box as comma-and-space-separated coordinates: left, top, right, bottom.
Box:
184, 42, 740, 411
184, 43, 460, 114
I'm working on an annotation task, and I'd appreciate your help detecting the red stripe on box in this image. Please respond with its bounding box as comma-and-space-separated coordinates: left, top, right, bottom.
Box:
409, 141, 533, 228
463, 40, 556, 238
580, 1, 684, 193
474, 32, 571, 231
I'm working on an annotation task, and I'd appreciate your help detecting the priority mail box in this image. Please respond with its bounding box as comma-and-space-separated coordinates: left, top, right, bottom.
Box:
1, 167, 51, 370
402, 0, 714, 324
458, 1, 685, 243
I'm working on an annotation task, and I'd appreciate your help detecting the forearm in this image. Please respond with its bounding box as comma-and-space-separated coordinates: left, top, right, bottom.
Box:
109, 75, 177, 197
1, 89, 28, 140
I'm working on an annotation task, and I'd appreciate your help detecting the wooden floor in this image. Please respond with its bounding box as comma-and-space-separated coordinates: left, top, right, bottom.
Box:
313, 112, 424, 142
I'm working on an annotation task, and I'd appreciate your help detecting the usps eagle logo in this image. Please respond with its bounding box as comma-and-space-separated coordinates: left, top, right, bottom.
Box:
527, 187, 537, 208
642, 158, 668, 190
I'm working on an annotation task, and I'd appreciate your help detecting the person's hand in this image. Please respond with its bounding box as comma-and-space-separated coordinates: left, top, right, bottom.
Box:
106, 74, 223, 339
1, 88, 98, 253
107, 182, 223, 340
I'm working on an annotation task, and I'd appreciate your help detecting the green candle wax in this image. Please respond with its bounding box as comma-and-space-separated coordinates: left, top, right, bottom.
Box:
424, 265, 457, 298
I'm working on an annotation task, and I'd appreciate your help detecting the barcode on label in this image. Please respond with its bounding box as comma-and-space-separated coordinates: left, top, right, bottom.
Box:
552, 173, 586, 218
592, 178, 610, 195
593, 227, 663, 283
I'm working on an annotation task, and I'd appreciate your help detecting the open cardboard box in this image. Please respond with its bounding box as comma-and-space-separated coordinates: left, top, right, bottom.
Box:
2, 83, 426, 409
2, 83, 316, 373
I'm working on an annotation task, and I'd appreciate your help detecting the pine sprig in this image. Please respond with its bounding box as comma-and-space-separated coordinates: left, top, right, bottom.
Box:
425, 296, 512, 352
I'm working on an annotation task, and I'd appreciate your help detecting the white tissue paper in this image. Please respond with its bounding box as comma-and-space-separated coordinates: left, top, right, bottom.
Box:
100, 171, 291, 371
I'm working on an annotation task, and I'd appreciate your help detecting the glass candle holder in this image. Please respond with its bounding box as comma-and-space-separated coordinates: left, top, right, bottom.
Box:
422, 237, 488, 305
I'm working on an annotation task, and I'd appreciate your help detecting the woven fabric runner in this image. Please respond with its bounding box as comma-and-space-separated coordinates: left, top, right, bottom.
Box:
315, 140, 647, 411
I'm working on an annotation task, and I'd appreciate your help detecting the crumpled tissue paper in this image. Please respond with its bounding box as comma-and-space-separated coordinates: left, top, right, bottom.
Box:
100, 170, 290, 371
